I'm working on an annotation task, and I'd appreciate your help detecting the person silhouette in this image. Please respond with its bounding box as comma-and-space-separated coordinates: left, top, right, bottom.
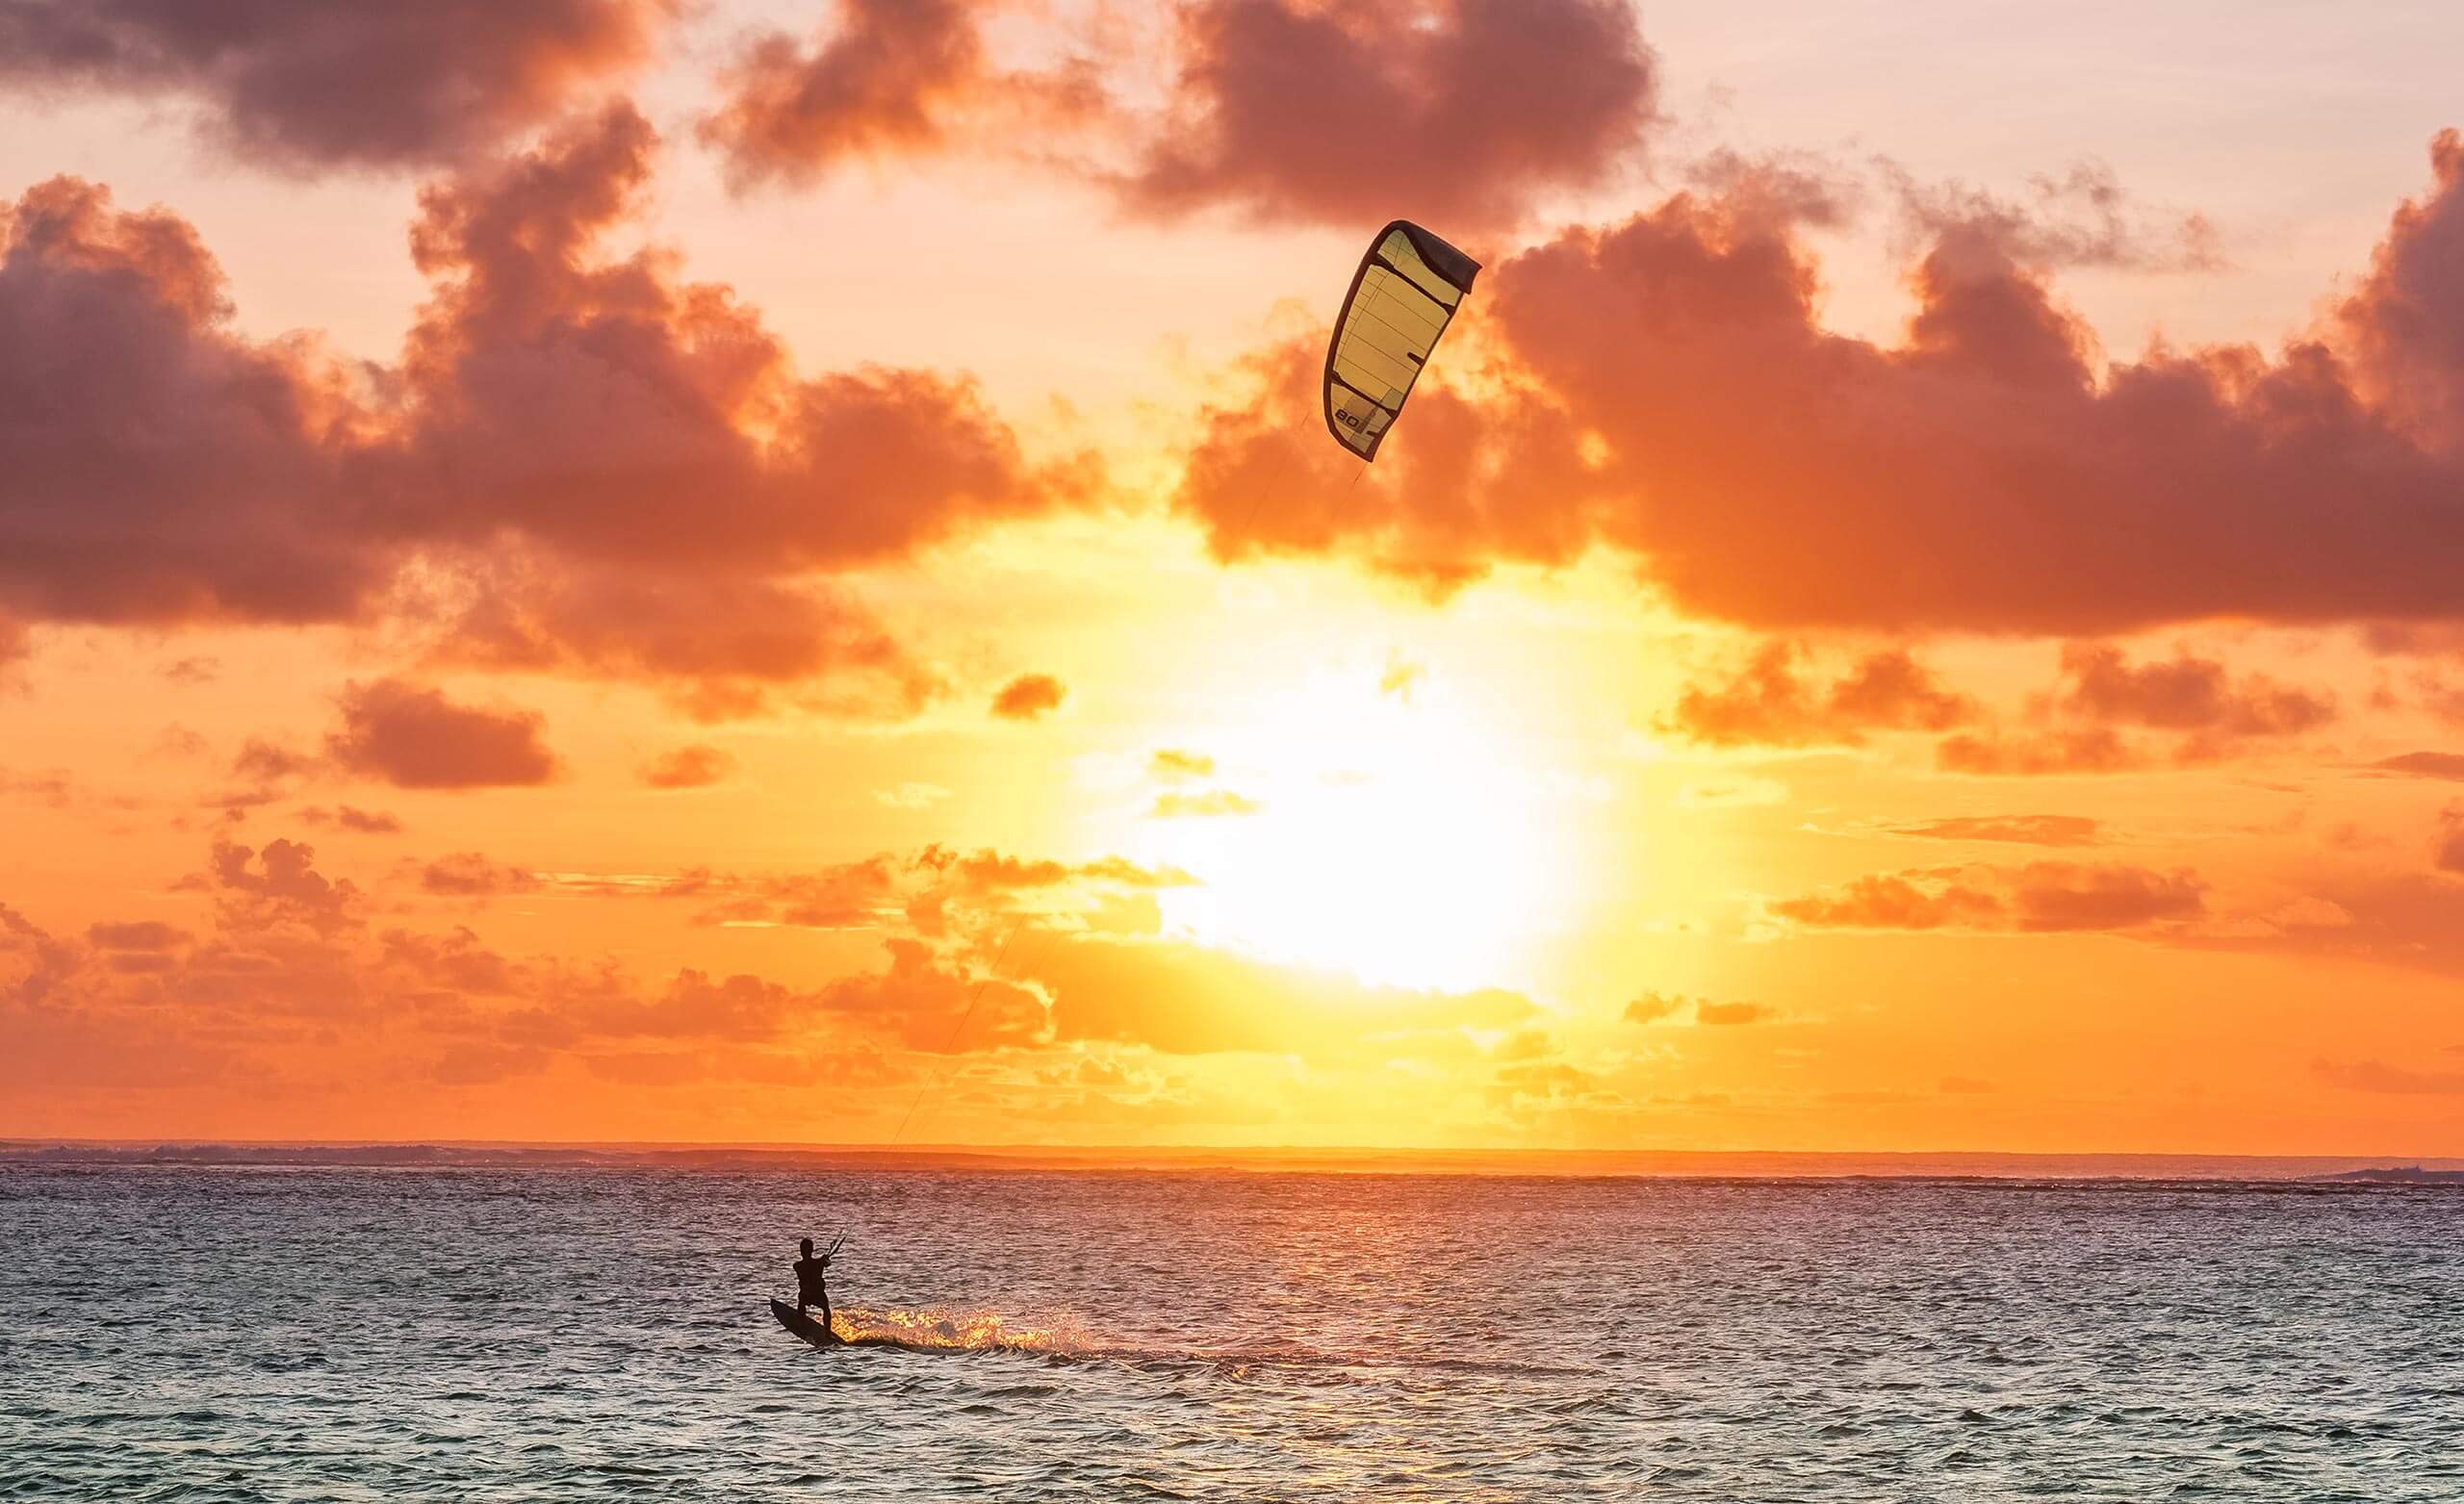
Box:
794, 1235, 842, 1338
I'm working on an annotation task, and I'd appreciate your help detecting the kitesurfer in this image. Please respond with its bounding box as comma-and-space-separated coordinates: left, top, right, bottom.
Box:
794, 1235, 842, 1336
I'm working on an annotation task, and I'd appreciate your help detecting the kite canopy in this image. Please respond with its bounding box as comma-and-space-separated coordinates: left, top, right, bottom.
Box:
1323, 220, 1480, 461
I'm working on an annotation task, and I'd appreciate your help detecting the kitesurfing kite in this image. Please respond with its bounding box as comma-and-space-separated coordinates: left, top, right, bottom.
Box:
1322, 220, 1481, 461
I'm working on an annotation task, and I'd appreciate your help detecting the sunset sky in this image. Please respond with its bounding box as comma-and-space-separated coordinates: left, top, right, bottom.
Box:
7, 0, 2464, 1153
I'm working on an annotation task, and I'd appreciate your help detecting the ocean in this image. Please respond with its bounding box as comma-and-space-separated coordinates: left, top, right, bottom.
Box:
4, 1160, 2461, 1500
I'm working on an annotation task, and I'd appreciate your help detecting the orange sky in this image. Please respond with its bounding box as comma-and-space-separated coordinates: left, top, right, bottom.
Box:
6, 0, 2464, 1154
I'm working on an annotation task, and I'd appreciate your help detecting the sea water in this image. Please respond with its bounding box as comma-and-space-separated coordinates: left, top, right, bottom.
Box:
3, 1163, 2461, 1500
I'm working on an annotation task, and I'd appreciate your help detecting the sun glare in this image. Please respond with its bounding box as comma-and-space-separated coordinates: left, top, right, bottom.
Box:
1137, 667, 1570, 992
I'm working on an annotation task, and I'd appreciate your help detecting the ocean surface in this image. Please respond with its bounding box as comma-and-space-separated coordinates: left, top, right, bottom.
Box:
5, 1162, 2463, 1500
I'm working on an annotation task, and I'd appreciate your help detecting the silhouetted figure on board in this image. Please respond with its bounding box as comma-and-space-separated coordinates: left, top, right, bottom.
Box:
795, 1235, 842, 1337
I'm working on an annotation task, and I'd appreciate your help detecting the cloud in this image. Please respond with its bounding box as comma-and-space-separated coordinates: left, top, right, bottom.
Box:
1661, 642, 1973, 748
232, 738, 316, 785
418, 853, 543, 897
1673, 777, 1787, 807
297, 804, 404, 834
697, 0, 1104, 191
1623, 991, 1683, 1025
814, 937, 1048, 1052
2313, 1058, 2464, 1096
1126, 0, 1656, 230
325, 679, 559, 790
1148, 748, 1216, 781
1888, 815, 2105, 847
1, 107, 1083, 715
641, 744, 734, 790
199, 837, 361, 936
1490, 1058, 1623, 1110
0, 834, 1235, 1107
1021, 934, 1535, 1056
0, 0, 673, 170
2341, 130, 2464, 452
390, 104, 1076, 708
2057, 644, 2333, 740
2372, 752, 2464, 782
1937, 727, 2143, 777
87, 920, 186, 952
1695, 1001, 1772, 1026
1625, 990, 1767, 1026
643, 846, 1193, 935
2438, 807, 2464, 876
990, 673, 1065, 721
0, 176, 382, 628
1770, 862, 2204, 933
1148, 788, 1262, 818
1884, 159, 2221, 273
1180, 134, 2464, 634
0, 767, 75, 807
1937, 646, 2331, 774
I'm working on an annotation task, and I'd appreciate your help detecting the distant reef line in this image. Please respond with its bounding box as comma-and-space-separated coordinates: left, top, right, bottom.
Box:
5, 1140, 2464, 1182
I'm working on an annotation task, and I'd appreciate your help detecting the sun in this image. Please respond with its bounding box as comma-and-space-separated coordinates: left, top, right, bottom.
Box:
1133, 664, 1571, 992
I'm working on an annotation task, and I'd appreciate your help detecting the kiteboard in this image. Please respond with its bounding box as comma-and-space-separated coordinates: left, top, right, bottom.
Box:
770, 1297, 841, 1349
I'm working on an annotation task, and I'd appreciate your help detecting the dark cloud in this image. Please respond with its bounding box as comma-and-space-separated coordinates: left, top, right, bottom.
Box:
326, 679, 559, 790
0, 0, 673, 170
0, 176, 381, 628
640, 744, 734, 790
1127, 0, 1656, 230
1, 107, 1081, 715
1661, 642, 1972, 748
990, 673, 1065, 721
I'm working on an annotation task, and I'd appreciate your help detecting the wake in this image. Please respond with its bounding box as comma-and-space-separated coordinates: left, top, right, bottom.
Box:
822, 1306, 1599, 1378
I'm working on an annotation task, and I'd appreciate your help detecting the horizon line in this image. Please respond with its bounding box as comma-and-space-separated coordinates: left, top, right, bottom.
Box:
7, 1137, 2463, 1180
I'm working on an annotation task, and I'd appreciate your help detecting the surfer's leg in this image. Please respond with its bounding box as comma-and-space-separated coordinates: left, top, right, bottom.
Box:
820, 1289, 833, 1338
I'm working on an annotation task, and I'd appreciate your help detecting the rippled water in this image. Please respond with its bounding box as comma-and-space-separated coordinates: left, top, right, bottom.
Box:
4, 1165, 2462, 1499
